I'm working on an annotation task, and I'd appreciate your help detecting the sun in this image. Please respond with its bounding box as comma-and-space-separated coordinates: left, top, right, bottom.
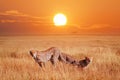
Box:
53, 13, 67, 26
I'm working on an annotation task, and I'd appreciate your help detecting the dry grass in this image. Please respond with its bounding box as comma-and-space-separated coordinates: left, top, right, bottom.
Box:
0, 35, 120, 80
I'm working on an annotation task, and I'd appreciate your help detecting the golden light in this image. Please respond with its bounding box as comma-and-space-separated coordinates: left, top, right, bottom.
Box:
53, 13, 67, 26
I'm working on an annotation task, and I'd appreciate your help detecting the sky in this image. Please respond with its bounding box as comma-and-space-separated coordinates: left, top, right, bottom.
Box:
0, 0, 120, 35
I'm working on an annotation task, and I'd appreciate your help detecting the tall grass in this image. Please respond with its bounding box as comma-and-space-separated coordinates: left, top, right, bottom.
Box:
0, 35, 120, 80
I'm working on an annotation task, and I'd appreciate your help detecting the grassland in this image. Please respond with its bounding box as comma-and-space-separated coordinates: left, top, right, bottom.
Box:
0, 35, 120, 80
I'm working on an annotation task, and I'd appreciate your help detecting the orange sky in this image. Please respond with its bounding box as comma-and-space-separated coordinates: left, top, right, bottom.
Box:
0, 0, 120, 35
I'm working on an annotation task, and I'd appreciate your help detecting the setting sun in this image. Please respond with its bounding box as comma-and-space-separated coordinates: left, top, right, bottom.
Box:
53, 13, 67, 26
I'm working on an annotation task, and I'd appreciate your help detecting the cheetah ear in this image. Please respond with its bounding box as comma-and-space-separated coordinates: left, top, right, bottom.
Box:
85, 57, 88, 59
30, 51, 33, 56
33, 53, 37, 58
90, 57, 93, 62
86, 57, 93, 62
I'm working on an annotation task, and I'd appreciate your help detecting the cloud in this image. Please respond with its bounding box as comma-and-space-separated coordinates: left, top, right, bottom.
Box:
0, 10, 27, 17
78, 24, 112, 30
0, 20, 16, 23
89, 24, 111, 29
66, 23, 111, 30
65, 23, 119, 35
5, 10, 23, 15
0, 10, 51, 24
0, 10, 54, 35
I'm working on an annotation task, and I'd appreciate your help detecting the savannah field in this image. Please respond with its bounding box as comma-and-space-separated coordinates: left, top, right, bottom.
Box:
0, 35, 120, 80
